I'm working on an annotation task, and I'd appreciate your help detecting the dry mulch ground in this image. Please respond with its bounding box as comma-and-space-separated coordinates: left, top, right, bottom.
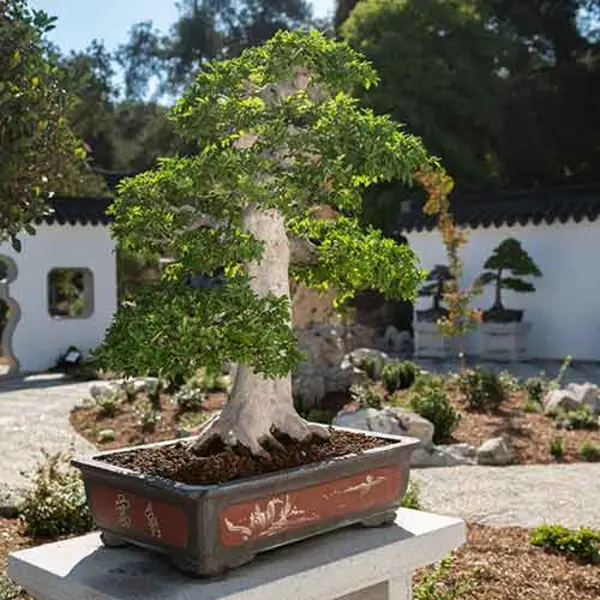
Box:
448, 389, 600, 464
69, 392, 226, 451
1, 518, 597, 599
424, 523, 600, 600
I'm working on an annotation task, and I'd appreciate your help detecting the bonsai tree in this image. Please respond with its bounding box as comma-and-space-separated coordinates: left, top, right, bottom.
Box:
416, 264, 452, 322
477, 238, 542, 323
94, 30, 440, 456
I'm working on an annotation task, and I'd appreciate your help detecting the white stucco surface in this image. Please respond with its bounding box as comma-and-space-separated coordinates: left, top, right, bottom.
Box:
406, 218, 600, 361
0, 224, 117, 372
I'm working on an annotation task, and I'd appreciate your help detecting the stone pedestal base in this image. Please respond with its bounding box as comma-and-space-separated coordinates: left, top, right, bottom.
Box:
7, 509, 465, 600
414, 322, 458, 359
480, 322, 531, 362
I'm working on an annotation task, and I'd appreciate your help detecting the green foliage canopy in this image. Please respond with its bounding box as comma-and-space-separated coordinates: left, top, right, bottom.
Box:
95, 30, 437, 381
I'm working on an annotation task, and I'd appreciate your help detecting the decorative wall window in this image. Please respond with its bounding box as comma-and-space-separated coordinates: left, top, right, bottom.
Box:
48, 268, 94, 318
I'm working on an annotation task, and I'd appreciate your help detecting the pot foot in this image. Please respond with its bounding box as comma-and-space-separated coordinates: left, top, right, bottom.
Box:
172, 553, 257, 577
360, 510, 397, 528
100, 531, 129, 548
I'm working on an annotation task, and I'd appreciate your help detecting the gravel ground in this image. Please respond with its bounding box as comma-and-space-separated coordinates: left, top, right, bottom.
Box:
412, 463, 600, 529
0, 375, 95, 513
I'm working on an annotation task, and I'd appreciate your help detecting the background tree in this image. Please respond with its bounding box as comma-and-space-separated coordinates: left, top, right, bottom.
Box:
117, 0, 316, 100
341, 0, 507, 191
0, 0, 105, 247
94, 30, 437, 455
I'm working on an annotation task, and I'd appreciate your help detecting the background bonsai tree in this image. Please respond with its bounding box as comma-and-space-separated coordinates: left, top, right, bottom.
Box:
94, 29, 441, 456
416, 264, 453, 322
477, 238, 542, 323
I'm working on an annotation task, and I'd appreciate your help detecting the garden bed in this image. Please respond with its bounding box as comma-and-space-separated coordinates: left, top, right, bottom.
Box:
448, 388, 600, 464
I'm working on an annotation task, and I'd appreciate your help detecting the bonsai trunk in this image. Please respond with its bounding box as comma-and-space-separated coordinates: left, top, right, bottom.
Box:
193, 205, 328, 456
493, 269, 503, 310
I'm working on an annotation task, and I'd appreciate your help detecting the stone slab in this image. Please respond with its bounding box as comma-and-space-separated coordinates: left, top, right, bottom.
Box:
7, 508, 465, 600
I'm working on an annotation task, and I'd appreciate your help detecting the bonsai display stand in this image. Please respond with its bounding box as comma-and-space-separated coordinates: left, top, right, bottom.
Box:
480, 321, 531, 362
414, 322, 458, 359
7, 508, 465, 600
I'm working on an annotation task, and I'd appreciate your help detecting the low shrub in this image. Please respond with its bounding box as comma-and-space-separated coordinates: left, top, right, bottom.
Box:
579, 440, 600, 462
304, 409, 332, 424
550, 437, 564, 461
498, 370, 521, 394
381, 361, 419, 393
135, 401, 161, 433
413, 557, 475, 600
458, 368, 507, 412
0, 576, 23, 600
554, 406, 599, 430
350, 383, 385, 410
529, 524, 600, 564
525, 375, 549, 405
401, 482, 421, 510
408, 380, 461, 444
94, 392, 120, 418
18, 448, 93, 538
147, 379, 162, 409
523, 400, 542, 413
122, 380, 137, 402
174, 387, 205, 412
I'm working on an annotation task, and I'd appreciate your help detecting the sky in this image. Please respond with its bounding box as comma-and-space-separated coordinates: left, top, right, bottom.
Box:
30, 0, 335, 55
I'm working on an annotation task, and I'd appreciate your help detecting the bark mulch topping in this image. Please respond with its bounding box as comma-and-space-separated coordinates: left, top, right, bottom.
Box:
417, 524, 600, 600
100, 430, 390, 485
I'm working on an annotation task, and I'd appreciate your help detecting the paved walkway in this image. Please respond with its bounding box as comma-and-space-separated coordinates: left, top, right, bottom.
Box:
411, 357, 600, 385
412, 463, 600, 529
0, 374, 95, 512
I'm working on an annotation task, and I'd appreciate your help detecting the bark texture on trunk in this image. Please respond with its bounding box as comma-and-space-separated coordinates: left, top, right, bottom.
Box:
193, 205, 328, 455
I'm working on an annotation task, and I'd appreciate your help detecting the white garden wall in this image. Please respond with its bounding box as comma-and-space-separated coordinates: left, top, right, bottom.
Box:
405, 218, 600, 361
0, 224, 117, 372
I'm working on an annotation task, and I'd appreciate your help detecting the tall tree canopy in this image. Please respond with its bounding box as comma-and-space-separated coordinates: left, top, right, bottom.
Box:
339, 0, 600, 194
342, 0, 506, 191
117, 0, 316, 99
0, 0, 105, 246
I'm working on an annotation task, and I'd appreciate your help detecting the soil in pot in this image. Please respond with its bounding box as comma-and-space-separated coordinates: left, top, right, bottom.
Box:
100, 429, 392, 485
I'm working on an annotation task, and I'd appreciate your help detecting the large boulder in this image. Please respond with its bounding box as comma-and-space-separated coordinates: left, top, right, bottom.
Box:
410, 444, 476, 468
543, 389, 580, 415
341, 348, 390, 379
333, 406, 434, 448
565, 382, 600, 413
385, 407, 435, 449
476, 437, 514, 466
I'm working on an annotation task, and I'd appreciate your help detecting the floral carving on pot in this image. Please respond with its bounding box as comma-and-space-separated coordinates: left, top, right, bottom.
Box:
224, 495, 320, 542
219, 466, 402, 547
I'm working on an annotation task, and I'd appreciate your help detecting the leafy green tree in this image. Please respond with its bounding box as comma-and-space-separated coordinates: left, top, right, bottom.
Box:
477, 238, 542, 322
95, 30, 438, 454
0, 0, 105, 248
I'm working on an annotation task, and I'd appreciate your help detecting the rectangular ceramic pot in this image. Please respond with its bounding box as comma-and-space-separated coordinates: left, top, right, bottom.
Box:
73, 425, 419, 577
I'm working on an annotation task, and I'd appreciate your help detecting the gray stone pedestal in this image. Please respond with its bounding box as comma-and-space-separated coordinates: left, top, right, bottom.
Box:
414, 322, 458, 359
7, 508, 465, 600
480, 322, 531, 362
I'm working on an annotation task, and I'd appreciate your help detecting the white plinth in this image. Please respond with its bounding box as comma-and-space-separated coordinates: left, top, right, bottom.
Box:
480, 322, 531, 362
7, 508, 465, 600
414, 322, 458, 359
